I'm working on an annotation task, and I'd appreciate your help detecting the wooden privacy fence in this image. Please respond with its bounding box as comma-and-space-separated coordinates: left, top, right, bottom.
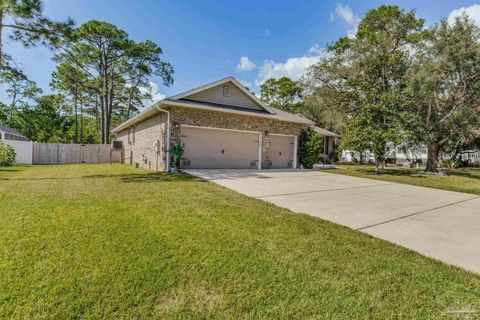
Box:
33, 143, 123, 165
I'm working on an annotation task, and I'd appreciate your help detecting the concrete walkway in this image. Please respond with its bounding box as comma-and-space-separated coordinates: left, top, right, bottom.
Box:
186, 169, 480, 273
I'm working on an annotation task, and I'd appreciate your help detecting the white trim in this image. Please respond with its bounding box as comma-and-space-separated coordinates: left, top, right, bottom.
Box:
258, 132, 263, 170
111, 99, 313, 134
269, 133, 296, 137
156, 106, 171, 172
293, 135, 298, 169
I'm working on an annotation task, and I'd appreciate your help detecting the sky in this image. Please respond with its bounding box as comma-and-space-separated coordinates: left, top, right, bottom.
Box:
4, 0, 480, 108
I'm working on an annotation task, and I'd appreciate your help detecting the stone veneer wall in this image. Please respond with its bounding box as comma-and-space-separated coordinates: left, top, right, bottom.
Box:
169, 106, 306, 169
116, 112, 168, 171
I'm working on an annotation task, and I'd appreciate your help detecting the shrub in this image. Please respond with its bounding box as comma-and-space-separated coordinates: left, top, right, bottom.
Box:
170, 141, 185, 169
0, 141, 16, 166
298, 128, 323, 169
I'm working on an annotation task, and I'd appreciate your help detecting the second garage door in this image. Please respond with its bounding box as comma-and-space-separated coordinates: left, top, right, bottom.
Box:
269, 135, 295, 168
181, 126, 260, 169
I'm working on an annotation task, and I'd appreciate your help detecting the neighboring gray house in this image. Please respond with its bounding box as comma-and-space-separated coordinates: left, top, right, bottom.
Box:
112, 77, 318, 171
0, 125, 29, 141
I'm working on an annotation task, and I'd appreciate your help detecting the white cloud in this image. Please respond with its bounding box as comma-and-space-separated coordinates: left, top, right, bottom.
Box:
139, 81, 165, 108
331, 3, 360, 38
308, 44, 325, 55
335, 3, 356, 25
236, 56, 256, 72
256, 55, 321, 86
448, 4, 480, 26
239, 79, 252, 89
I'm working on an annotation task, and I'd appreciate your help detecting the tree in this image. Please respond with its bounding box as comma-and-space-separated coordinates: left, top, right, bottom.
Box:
407, 16, 480, 172
51, 61, 89, 143
298, 128, 323, 169
260, 77, 303, 112
18, 94, 72, 143
53, 20, 174, 144
0, 0, 74, 68
0, 65, 42, 126
303, 6, 426, 170
340, 101, 404, 171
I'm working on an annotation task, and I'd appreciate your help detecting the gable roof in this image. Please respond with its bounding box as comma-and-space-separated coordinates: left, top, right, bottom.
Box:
169, 76, 276, 114
0, 124, 26, 138
111, 77, 314, 133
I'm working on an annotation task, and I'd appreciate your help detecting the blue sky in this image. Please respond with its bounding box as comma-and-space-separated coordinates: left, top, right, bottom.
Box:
4, 0, 480, 107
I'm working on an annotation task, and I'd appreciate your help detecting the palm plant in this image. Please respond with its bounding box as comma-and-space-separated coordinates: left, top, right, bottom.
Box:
170, 141, 184, 171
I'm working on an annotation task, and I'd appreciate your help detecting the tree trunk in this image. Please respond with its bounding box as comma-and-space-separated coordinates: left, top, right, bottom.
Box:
100, 96, 105, 144
0, 11, 4, 70
80, 97, 83, 143
95, 95, 99, 131
74, 94, 78, 143
426, 142, 440, 172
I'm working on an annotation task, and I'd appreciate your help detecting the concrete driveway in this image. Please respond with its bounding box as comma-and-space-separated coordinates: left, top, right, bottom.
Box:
186, 169, 480, 273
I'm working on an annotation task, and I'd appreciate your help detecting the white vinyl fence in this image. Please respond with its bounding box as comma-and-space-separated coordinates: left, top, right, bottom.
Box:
4, 140, 34, 164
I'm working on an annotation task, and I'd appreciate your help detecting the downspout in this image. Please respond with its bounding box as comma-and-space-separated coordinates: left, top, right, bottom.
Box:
156, 105, 171, 172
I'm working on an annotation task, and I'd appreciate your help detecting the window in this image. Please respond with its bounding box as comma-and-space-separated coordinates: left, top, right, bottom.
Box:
128, 128, 132, 145
223, 85, 230, 97
3, 133, 27, 141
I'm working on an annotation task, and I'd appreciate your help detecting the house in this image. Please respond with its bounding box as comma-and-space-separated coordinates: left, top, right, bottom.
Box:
341, 142, 429, 165
112, 77, 314, 171
0, 125, 29, 142
385, 142, 428, 164
312, 126, 340, 163
458, 150, 480, 165
0, 124, 33, 164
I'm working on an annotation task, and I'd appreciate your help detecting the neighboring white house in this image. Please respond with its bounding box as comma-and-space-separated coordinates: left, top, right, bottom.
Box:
385, 142, 428, 164
341, 142, 428, 164
0, 125, 33, 164
458, 150, 480, 164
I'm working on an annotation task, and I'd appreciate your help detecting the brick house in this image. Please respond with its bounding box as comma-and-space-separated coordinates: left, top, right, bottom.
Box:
112, 77, 314, 171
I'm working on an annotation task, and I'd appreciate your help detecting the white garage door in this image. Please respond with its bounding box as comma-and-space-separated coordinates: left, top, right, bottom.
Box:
181, 126, 260, 169
269, 135, 295, 168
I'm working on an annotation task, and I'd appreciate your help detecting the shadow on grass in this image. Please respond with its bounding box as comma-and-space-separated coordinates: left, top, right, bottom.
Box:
89, 172, 205, 183
336, 167, 428, 179
0, 168, 21, 172
446, 169, 480, 181
0, 172, 205, 183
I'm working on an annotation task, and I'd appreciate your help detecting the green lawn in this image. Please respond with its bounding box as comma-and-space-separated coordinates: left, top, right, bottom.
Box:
327, 165, 480, 196
1, 164, 480, 319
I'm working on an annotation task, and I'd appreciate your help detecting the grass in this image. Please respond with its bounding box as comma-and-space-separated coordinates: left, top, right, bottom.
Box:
327, 165, 480, 196
1, 164, 480, 319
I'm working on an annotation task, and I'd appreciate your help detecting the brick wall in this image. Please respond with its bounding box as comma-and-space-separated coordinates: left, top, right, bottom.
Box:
116, 113, 168, 171
169, 107, 305, 169
116, 106, 306, 170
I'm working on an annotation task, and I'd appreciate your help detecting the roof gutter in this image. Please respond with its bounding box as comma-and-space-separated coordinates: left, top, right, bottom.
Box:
156, 105, 171, 173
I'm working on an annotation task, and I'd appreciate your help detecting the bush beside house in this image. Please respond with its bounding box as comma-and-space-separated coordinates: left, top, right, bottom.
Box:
0, 141, 16, 166
298, 129, 323, 169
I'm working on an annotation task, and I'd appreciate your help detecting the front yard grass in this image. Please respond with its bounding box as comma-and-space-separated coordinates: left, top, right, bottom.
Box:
1, 164, 480, 319
328, 165, 480, 196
